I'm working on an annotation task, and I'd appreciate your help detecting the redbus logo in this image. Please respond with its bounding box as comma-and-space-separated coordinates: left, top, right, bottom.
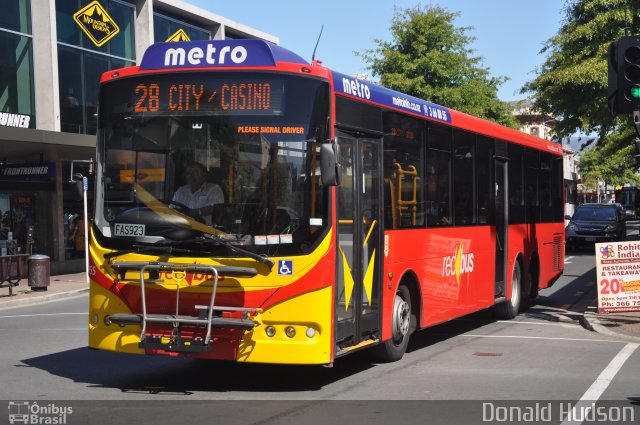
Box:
159, 271, 224, 286
442, 243, 474, 284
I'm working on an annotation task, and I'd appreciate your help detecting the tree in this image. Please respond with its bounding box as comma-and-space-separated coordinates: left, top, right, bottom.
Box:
522, 0, 640, 187
578, 127, 640, 187
358, 5, 518, 128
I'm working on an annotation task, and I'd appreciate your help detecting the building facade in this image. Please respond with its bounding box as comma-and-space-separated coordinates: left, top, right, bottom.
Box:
510, 99, 557, 141
0, 0, 277, 273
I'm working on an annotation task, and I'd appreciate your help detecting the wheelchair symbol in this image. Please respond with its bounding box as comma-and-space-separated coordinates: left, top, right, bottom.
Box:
278, 260, 293, 276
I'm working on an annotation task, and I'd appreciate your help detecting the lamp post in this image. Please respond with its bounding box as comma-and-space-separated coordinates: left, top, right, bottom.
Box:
70, 159, 93, 284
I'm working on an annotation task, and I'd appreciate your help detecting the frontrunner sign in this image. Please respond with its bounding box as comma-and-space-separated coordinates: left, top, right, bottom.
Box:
595, 241, 640, 313
0, 163, 56, 181
0, 112, 31, 128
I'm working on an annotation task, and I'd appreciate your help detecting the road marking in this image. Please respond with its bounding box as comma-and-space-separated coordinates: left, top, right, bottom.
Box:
460, 334, 621, 343
497, 320, 575, 328
0, 328, 85, 331
560, 342, 639, 425
0, 312, 86, 319
565, 256, 574, 264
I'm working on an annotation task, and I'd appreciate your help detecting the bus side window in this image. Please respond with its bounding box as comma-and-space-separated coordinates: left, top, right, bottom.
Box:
426, 124, 451, 227
453, 130, 475, 226
476, 136, 492, 225
382, 111, 424, 229
508, 143, 525, 224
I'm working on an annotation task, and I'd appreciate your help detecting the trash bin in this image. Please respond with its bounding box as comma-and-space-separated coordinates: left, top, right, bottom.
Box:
28, 255, 50, 291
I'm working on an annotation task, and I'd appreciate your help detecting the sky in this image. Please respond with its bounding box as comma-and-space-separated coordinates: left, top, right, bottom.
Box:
189, 0, 565, 102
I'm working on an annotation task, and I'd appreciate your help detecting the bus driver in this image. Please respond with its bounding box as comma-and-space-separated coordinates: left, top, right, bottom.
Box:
171, 162, 224, 226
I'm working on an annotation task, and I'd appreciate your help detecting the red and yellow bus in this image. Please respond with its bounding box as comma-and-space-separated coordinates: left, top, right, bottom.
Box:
88, 39, 564, 364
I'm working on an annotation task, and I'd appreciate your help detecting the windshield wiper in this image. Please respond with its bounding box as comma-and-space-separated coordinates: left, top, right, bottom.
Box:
166, 236, 275, 269
104, 245, 211, 261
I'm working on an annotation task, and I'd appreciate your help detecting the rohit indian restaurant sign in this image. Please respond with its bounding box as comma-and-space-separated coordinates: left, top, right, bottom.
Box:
595, 241, 640, 313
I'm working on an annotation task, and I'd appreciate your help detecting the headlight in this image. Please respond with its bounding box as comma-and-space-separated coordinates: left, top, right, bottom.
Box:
568, 222, 578, 231
605, 225, 616, 232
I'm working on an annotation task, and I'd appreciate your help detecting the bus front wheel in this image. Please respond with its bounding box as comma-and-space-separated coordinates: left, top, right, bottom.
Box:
373, 285, 413, 362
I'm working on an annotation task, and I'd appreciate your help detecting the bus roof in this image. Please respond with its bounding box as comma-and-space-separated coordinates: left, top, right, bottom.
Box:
138, 39, 308, 70
105, 39, 561, 156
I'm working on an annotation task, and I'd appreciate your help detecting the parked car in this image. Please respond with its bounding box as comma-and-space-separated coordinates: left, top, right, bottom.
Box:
566, 203, 626, 249
622, 204, 637, 220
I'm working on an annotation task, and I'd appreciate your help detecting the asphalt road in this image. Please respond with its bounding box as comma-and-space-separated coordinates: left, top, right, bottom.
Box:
0, 251, 639, 424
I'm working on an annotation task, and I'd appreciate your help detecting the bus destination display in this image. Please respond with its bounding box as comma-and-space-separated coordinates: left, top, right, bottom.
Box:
132, 79, 284, 116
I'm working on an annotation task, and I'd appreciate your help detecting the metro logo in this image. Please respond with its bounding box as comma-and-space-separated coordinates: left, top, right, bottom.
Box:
442, 243, 475, 284
341, 77, 371, 100
164, 44, 248, 67
140, 40, 305, 71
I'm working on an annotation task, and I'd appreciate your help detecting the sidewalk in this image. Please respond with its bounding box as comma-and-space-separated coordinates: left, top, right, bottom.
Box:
582, 304, 640, 343
0, 272, 88, 310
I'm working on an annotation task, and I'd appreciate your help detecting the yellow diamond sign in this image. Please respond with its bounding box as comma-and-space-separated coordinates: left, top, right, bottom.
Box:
166, 29, 191, 42
73, 1, 120, 47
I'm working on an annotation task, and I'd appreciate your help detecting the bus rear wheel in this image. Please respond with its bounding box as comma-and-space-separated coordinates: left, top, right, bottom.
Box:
494, 261, 522, 320
372, 285, 413, 362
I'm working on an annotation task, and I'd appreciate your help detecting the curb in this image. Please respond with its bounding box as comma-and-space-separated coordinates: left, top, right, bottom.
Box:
0, 288, 89, 311
581, 310, 640, 343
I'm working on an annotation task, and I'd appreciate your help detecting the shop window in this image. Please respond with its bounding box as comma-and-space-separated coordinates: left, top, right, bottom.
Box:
154, 13, 211, 42
0, 0, 30, 34
62, 161, 94, 260
530, 126, 539, 137
0, 192, 54, 258
0, 0, 34, 125
56, 0, 135, 60
56, 0, 135, 135
0, 31, 34, 124
58, 45, 134, 135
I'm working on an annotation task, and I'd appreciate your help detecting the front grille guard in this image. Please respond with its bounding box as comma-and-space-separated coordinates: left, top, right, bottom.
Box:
106, 261, 259, 353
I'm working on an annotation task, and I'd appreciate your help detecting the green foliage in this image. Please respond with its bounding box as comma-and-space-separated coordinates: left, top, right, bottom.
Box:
579, 126, 640, 186
523, 0, 640, 187
358, 5, 518, 128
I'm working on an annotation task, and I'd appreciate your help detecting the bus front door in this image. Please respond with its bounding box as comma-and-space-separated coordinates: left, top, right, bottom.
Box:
335, 131, 382, 354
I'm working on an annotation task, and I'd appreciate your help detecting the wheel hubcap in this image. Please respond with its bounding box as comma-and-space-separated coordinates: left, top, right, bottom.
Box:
511, 265, 521, 309
392, 294, 410, 341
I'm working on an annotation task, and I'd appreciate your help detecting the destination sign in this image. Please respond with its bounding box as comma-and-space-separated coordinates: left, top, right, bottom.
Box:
131, 78, 284, 116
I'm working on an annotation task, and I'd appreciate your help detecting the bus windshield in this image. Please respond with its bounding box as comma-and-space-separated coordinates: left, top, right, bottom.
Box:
95, 71, 330, 256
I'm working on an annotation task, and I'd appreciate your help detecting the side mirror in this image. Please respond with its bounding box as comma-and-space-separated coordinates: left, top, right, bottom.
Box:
564, 215, 572, 220
70, 172, 84, 201
320, 142, 342, 186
